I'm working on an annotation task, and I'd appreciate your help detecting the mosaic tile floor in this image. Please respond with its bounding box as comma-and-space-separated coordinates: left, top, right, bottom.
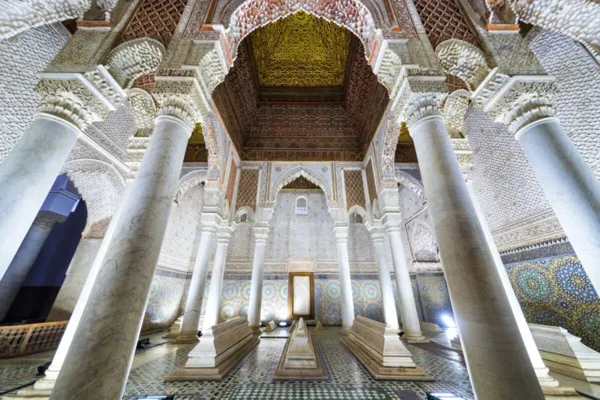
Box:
0, 329, 474, 399
124, 328, 474, 400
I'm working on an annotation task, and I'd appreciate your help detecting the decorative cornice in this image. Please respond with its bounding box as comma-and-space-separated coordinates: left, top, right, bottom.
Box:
492, 211, 565, 252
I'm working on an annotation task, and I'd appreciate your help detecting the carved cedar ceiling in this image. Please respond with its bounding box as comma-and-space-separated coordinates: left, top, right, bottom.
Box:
412, 0, 480, 48
212, 11, 389, 162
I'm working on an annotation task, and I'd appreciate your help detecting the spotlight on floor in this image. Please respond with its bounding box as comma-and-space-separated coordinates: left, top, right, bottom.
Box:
278, 321, 287, 327
427, 392, 466, 400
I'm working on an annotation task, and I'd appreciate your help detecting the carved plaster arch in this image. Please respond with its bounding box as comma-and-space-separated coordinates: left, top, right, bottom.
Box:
380, 115, 402, 182
271, 167, 334, 203
61, 159, 126, 238
105, 38, 166, 89
348, 204, 368, 224
225, 0, 380, 68
126, 88, 157, 137
436, 39, 491, 90
395, 169, 425, 205
410, 218, 439, 262
235, 206, 255, 222
175, 168, 209, 205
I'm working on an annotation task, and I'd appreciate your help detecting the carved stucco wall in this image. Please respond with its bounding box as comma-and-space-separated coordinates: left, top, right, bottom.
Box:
465, 107, 552, 231
158, 182, 204, 271
0, 23, 69, 162
529, 30, 600, 177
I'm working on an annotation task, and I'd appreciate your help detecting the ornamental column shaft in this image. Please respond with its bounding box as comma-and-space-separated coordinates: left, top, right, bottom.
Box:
248, 226, 268, 332
466, 181, 569, 393
406, 99, 544, 398
0, 213, 65, 321
370, 226, 399, 330
174, 222, 218, 343
0, 114, 80, 281
334, 226, 354, 332
384, 219, 426, 342
202, 225, 234, 332
515, 117, 600, 295
50, 111, 193, 400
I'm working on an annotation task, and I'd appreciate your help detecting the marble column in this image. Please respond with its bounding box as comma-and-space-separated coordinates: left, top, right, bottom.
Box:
202, 224, 234, 332
466, 181, 571, 393
369, 225, 399, 330
47, 237, 103, 321
383, 217, 426, 342
0, 213, 65, 321
0, 113, 80, 281
515, 117, 600, 295
333, 226, 355, 333
248, 226, 268, 332
407, 99, 544, 398
174, 220, 218, 343
50, 111, 193, 400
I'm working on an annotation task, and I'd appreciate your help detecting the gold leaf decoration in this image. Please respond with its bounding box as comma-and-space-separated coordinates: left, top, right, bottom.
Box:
250, 10, 350, 87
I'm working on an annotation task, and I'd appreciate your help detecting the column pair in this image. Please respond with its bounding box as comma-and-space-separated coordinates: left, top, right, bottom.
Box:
405, 95, 545, 399
372, 219, 427, 342
174, 212, 222, 343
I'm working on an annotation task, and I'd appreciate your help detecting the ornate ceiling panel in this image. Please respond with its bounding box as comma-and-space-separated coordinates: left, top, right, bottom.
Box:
412, 0, 480, 48
249, 11, 350, 87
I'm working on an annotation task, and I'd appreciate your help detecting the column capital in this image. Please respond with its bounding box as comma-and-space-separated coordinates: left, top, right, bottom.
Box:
404, 94, 447, 131
216, 223, 235, 243
369, 224, 387, 243
472, 71, 557, 135
333, 225, 349, 242
35, 66, 126, 131
200, 212, 222, 231
253, 225, 269, 243
34, 211, 67, 229
382, 212, 403, 233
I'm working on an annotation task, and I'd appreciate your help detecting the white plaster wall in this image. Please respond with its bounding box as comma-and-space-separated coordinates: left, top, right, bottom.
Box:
465, 107, 551, 231
0, 23, 69, 162
530, 31, 600, 176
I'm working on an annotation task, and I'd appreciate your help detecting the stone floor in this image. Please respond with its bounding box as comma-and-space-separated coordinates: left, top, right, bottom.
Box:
0, 328, 474, 399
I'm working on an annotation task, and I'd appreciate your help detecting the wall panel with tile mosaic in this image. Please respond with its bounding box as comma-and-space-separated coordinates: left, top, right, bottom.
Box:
141, 267, 190, 333
505, 254, 600, 352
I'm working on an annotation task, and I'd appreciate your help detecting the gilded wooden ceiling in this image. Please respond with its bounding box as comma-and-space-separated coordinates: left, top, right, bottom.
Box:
249, 11, 350, 87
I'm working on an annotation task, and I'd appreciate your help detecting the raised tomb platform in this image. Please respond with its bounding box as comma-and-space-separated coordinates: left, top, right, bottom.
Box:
165, 316, 259, 381
342, 316, 432, 381
529, 323, 600, 383
273, 318, 328, 381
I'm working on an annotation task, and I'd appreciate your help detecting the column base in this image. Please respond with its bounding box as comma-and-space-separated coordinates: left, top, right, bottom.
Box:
3, 385, 51, 399
540, 386, 581, 398
340, 325, 352, 336
171, 332, 200, 344
249, 325, 262, 335
403, 332, 430, 344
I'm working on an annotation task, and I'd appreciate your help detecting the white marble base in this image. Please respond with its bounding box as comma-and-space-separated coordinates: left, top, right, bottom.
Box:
264, 321, 276, 332
163, 317, 183, 339
166, 317, 259, 381
342, 316, 432, 381
530, 324, 600, 384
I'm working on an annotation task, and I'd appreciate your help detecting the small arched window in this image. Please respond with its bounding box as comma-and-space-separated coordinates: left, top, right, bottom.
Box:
350, 212, 363, 224
295, 196, 308, 215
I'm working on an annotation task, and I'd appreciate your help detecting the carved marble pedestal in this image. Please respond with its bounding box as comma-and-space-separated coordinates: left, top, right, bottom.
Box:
166, 317, 259, 381
342, 316, 432, 381
163, 317, 183, 339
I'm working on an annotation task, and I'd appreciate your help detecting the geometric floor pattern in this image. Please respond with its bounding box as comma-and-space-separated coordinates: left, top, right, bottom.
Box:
124, 328, 474, 399
0, 329, 474, 399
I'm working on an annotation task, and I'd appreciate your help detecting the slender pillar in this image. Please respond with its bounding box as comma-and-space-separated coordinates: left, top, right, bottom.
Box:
466, 181, 575, 394
50, 111, 193, 400
334, 226, 355, 333
384, 217, 426, 342
0, 213, 64, 320
248, 226, 268, 332
0, 113, 80, 280
515, 117, 600, 295
407, 100, 544, 398
202, 224, 234, 332
174, 221, 218, 343
369, 225, 399, 330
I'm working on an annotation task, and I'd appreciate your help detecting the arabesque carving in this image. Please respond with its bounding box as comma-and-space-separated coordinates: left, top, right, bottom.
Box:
436, 39, 490, 90
443, 89, 471, 138
127, 88, 157, 137
105, 38, 166, 89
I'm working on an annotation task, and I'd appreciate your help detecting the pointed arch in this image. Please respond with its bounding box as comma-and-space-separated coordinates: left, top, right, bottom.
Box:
175, 168, 209, 204
271, 166, 333, 202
